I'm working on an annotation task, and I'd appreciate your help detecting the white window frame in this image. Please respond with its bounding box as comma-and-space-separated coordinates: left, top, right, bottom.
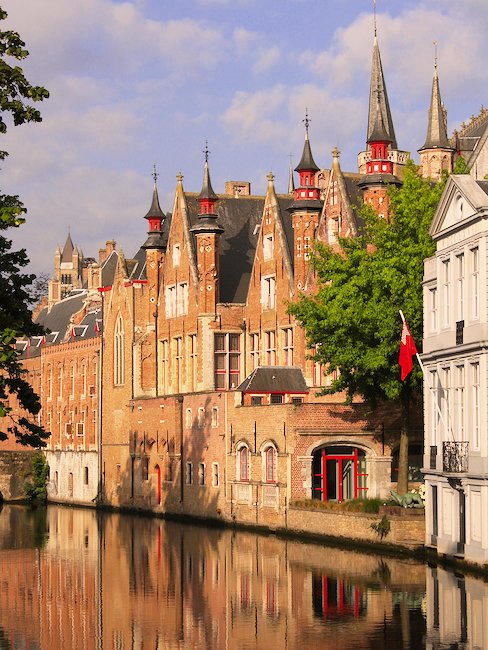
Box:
261, 275, 276, 310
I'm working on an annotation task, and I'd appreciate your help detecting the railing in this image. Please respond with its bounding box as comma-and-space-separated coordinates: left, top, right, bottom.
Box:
442, 441, 469, 473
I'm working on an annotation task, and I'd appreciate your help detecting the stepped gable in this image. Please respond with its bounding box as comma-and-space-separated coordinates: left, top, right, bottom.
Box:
451, 108, 488, 161
185, 192, 293, 303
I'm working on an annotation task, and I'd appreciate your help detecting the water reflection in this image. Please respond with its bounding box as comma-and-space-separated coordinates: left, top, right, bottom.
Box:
0, 504, 481, 649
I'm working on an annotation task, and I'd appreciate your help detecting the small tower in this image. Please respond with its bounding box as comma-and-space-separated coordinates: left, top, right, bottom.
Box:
142, 166, 166, 319
418, 44, 454, 181
190, 143, 224, 313
288, 113, 323, 291
48, 232, 84, 309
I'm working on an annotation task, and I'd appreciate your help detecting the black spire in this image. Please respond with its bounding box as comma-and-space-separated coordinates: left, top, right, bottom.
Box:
144, 165, 165, 220
367, 35, 397, 150
198, 141, 218, 201
142, 165, 166, 250
295, 110, 320, 173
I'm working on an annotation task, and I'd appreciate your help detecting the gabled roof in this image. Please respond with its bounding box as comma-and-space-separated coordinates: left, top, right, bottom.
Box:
429, 174, 488, 239
237, 367, 309, 393
100, 250, 118, 287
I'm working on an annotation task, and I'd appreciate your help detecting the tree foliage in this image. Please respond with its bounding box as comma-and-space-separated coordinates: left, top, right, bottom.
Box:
453, 155, 469, 174
289, 160, 445, 492
0, 7, 49, 447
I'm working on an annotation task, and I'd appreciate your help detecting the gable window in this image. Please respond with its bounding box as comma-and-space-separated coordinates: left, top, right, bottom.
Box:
165, 286, 177, 318
265, 331, 276, 366
177, 282, 189, 316
263, 233, 274, 261
214, 333, 240, 389
173, 244, 181, 267
114, 313, 124, 385
283, 328, 293, 366
250, 333, 260, 370
261, 275, 276, 310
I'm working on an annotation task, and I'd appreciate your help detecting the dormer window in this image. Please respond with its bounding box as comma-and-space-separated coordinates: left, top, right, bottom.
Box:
173, 244, 181, 267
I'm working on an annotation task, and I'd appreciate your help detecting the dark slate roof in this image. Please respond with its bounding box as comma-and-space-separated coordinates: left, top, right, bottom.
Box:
101, 250, 118, 287
237, 367, 309, 393
419, 68, 451, 151
357, 173, 402, 189
35, 292, 86, 335
295, 135, 320, 173
198, 161, 219, 201
185, 193, 294, 303
477, 180, 488, 197
367, 36, 397, 150
129, 246, 147, 281
144, 183, 165, 220
60, 233, 74, 263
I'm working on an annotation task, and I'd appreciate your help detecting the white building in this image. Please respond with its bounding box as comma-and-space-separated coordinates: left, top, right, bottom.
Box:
423, 174, 488, 564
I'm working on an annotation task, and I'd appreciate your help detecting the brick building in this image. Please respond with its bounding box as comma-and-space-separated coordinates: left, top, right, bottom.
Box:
5, 31, 486, 522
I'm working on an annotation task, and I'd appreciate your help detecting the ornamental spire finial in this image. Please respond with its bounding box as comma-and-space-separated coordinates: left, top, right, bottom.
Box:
152, 163, 159, 185
203, 139, 210, 163
373, 0, 377, 37
433, 40, 438, 71
303, 108, 310, 138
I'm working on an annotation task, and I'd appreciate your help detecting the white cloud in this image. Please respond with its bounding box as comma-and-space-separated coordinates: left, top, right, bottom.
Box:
253, 47, 281, 74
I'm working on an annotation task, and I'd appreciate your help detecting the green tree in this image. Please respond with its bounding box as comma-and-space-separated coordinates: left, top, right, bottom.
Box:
289, 160, 445, 493
0, 7, 49, 447
453, 155, 469, 174
23, 451, 48, 503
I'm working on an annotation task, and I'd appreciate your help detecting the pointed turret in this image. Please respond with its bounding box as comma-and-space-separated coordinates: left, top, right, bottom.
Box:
367, 35, 397, 151
142, 166, 166, 250
418, 48, 454, 181
61, 233, 74, 263
191, 143, 223, 235
288, 155, 295, 194
289, 112, 323, 210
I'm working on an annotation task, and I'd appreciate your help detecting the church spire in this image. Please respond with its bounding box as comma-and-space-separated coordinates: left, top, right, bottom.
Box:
366, 32, 397, 151
419, 44, 450, 151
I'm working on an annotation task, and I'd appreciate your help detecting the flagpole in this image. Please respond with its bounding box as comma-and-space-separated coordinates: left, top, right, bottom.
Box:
399, 310, 454, 442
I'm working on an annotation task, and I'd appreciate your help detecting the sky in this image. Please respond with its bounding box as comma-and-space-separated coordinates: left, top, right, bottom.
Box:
2, 0, 488, 275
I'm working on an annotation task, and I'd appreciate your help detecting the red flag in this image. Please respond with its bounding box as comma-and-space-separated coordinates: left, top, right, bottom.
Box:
399, 319, 417, 381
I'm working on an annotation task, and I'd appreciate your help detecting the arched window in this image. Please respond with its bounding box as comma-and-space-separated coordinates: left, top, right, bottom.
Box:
114, 313, 124, 385
237, 444, 250, 481
263, 445, 277, 483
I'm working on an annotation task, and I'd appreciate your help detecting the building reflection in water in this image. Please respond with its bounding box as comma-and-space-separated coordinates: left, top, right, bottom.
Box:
0, 504, 484, 649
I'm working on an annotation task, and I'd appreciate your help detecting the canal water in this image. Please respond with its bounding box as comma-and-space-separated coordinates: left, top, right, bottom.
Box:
0, 505, 481, 649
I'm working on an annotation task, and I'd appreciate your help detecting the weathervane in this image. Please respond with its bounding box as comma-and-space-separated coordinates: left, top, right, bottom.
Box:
373, 0, 377, 36
303, 108, 310, 135
433, 40, 438, 70
152, 164, 159, 184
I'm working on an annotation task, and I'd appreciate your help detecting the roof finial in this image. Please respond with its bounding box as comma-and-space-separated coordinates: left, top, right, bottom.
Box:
203, 139, 210, 163
433, 40, 438, 71
152, 164, 159, 185
373, 0, 377, 37
303, 108, 310, 139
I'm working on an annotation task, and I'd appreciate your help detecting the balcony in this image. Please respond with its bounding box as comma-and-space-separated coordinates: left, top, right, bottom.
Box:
442, 441, 469, 473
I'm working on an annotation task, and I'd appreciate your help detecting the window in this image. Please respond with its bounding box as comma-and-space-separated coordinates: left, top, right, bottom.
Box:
238, 445, 250, 481
263, 233, 274, 260
114, 313, 124, 385
65, 422, 73, 437
212, 462, 219, 487
165, 286, 176, 318
261, 275, 276, 309
264, 446, 277, 483
211, 407, 218, 428
430, 287, 437, 332
270, 394, 283, 404
76, 421, 85, 437
283, 328, 293, 366
197, 407, 205, 427
251, 396, 263, 406
142, 458, 149, 482
442, 259, 450, 326
198, 463, 205, 486
58, 364, 64, 400
70, 363, 75, 398
81, 361, 87, 398
188, 334, 197, 391
442, 368, 451, 441
471, 247, 479, 319
456, 254, 464, 320
177, 282, 188, 316
186, 408, 192, 428
174, 337, 183, 392
430, 370, 439, 446
47, 365, 53, 400
161, 340, 169, 393
455, 365, 465, 441
472, 362, 480, 450
214, 333, 240, 389
250, 333, 260, 370
173, 244, 181, 267
186, 462, 193, 485
84, 466, 89, 485
265, 331, 276, 366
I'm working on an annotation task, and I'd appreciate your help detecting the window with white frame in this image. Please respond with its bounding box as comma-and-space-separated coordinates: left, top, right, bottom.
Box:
471, 247, 479, 319
212, 462, 219, 487
186, 408, 192, 428
174, 337, 183, 392
198, 463, 205, 486
261, 275, 276, 310
442, 259, 450, 326
114, 313, 124, 385
455, 365, 465, 441
430, 370, 439, 446
265, 331, 276, 366
173, 244, 181, 267
456, 253, 464, 321
188, 334, 197, 391
283, 328, 293, 366
250, 333, 260, 370
442, 367, 451, 441
237, 444, 250, 481
177, 282, 188, 316
471, 362, 480, 451
211, 407, 218, 428
214, 333, 240, 389
165, 285, 177, 318
430, 287, 437, 332
263, 233, 274, 261
264, 445, 277, 483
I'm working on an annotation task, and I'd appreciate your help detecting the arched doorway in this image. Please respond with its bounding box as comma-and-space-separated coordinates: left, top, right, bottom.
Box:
312, 446, 367, 502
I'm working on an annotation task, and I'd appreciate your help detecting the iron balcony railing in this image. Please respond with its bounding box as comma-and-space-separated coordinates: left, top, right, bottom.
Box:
442, 441, 469, 473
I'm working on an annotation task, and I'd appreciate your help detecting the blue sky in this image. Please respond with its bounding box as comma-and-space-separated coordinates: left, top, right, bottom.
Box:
2, 0, 488, 274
